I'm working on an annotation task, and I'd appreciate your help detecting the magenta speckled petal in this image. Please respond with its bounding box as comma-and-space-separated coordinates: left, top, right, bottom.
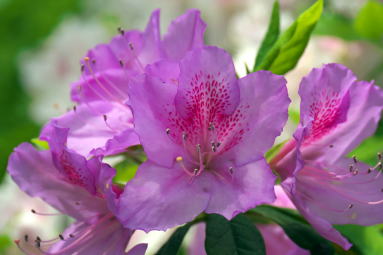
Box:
7, 143, 108, 221
298, 64, 383, 164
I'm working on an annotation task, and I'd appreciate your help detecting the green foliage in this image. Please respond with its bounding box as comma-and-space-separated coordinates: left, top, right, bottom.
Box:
336, 224, 383, 255
354, 0, 383, 41
254, 0, 323, 74
253, 1, 280, 71
31, 138, 49, 150
0, 0, 82, 183
205, 214, 265, 255
113, 158, 140, 185
0, 234, 12, 253
314, 12, 361, 41
252, 205, 334, 255
155, 223, 192, 255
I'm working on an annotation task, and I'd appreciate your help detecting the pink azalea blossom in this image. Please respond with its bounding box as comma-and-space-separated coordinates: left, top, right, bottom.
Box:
115, 46, 290, 231
272, 64, 383, 249
41, 9, 207, 158
7, 126, 146, 255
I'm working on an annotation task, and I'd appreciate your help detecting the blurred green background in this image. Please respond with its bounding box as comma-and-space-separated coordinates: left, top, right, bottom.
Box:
0, 0, 383, 254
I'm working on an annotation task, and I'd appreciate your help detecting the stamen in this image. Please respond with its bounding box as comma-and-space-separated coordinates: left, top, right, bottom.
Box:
378, 152, 382, 162
176, 156, 193, 177
119, 59, 124, 67
229, 167, 234, 175
24, 235, 28, 242
59, 234, 64, 241
348, 204, 354, 209
31, 209, 61, 216
117, 27, 125, 35
352, 155, 358, 164
166, 128, 170, 135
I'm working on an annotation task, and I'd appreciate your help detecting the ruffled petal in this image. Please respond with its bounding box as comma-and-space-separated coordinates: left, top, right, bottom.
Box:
284, 177, 352, 249
298, 64, 383, 164
115, 161, 211, 231
221, 71, 289, 165
49, 219, 134, 255
293, 158, 383, 226
204, 159, 276, 219
162, 9, 206, 61
41, 101, 139, 157
7, 143, 108, 220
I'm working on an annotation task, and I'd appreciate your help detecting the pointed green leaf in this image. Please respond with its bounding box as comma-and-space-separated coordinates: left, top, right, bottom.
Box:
255, 0, 323, 74
205, 214, 265, 255
253, 1, 280, 71
155, 223, 192, 255
252, 205, 333, 255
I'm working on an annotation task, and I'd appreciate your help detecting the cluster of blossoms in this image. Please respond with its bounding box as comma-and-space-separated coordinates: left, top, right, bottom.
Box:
7, 9, 383, 254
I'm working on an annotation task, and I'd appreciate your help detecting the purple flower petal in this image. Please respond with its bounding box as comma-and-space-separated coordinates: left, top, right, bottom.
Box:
41, 101, 139, 157
162, 9, 206, 61
221, 71, 289, 165
298, 63, 383, 164
49, 218, 135, 255
116, 161, 211, 231
204, 159, 276, 218
7, 143, 108, 221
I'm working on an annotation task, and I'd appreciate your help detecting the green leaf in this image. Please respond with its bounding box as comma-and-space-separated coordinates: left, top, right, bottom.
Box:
255, 0, 323, 74
113, 158, 140, 185
253, 1, 280, 71
336, 224, 383, 255
205, 214, 265, 255
252, 205, 334, 255
155, 223, 192, 255
354, 0, 383, 41
31, 138, 49, 150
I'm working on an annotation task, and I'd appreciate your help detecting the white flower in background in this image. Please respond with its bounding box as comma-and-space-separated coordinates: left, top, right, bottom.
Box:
19, 18, 108, 123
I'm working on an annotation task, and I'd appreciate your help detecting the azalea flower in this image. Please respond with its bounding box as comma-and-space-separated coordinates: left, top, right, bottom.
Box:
271, 64, 383, 249
40, 9, 207, 158
115, 45, 290, 231
7, 126, 146, 255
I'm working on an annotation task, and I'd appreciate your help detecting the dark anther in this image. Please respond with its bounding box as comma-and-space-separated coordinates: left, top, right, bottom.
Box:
352, 156, 358, 164
329, 144, 334, 148
378, 152, 382, 161
103, 115, 107, 122
31, 209, 36, 214
368, 168, 373, 174
349, 165, 353, 173
36, 236, 41, 242
80, 64, 85, 72
59, 234, 64, 240
119, 60, 124, 67
69, 234, 75, 238
117, 27, 125, 35
24, 235, 28, 242
73, 105, 77, 112
348, 204, 354, 209
166, 128, 170, 135
229, 167, 234, 175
